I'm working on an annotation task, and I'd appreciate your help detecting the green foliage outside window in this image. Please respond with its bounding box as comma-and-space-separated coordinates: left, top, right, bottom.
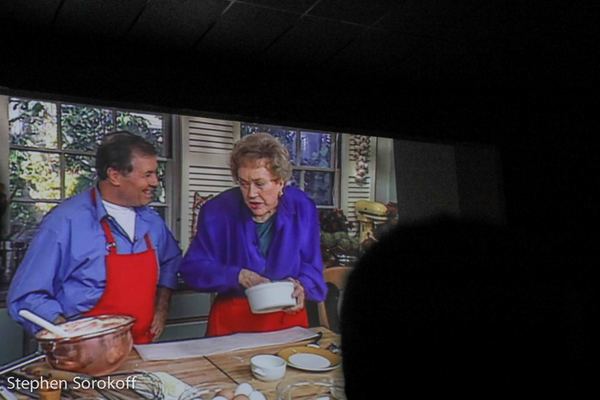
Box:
61, 104, 114, 152
7, 98, 168, 241
9, 100, 57, 148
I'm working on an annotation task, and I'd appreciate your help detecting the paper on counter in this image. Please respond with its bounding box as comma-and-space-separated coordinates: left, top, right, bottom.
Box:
134, 326, 320, 361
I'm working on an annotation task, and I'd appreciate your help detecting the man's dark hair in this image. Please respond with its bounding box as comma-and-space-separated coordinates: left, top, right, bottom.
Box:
95, 131, 157, 180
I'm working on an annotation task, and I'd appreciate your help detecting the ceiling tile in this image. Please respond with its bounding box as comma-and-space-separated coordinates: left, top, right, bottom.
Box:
376, 13, 466, 48
127, 0, 227, 48
309, 0, 396, 26
0, 0, 520, 96
400, 0, 482, 17
196, 2, 297, 58
374, 0, 508, 82
326, 30, 420, 77
54, 0, 148, 38
379, 0, 488, 34
264, 16, 364, 68
235, 1, 318, 14
0, 0, 62, 26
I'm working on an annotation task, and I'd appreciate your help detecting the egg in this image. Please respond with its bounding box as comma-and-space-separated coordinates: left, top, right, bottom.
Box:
234, 383, 253, 397
248, 391, 267, 400
212, 397, 229, 400
232, 396, 249, 400
215, 389, 235, 399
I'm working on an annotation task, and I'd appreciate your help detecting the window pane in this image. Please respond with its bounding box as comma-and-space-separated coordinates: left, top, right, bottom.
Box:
61, 104, 114, 152
156, 162, 167, 204
304, 171, 334, 206
117, 111, 165, 155
9, 99, 58, 148
241, 124, 297, 165
9, 202, 57, 242
288, 170, 302, 187
10, 150, 60, 200
300, 131, 332, 167
241, 124, 258, 137
65, 154, 96, 197
271, 128, 297, 165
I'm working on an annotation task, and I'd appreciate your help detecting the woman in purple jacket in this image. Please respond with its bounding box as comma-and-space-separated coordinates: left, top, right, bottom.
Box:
180, 133, 327, 336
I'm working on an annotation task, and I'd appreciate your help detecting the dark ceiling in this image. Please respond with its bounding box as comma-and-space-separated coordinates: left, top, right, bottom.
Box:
0, 1, 595, 231
0, 0, 593, 144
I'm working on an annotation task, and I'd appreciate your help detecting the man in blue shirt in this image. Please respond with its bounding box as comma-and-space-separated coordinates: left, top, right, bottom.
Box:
8, 132, 181, 343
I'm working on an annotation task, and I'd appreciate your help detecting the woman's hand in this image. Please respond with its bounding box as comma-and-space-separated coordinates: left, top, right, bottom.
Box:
285, 278, 305, 313
238, 268, 270, 288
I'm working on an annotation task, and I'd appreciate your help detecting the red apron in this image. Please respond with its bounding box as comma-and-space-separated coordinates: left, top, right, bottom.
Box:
206, 295, 308, 337
84, 189, 158, 344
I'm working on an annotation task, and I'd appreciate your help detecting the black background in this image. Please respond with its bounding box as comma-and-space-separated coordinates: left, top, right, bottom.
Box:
0, 0, 596, 234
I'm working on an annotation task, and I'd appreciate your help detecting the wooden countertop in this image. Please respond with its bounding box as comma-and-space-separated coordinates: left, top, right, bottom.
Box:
117, 353, 235, 392
205, 327, 342, 399
9, 327, 342, 400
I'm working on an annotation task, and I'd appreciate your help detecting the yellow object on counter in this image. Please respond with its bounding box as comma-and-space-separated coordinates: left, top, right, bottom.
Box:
37, 385, 61, 400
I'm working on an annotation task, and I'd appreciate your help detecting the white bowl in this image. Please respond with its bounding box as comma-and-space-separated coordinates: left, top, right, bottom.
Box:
245, 281, 296, 314
250, 354, 287, 381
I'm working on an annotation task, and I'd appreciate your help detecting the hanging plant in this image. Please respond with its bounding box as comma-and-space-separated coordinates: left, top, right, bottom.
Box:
349, 135, 370, 184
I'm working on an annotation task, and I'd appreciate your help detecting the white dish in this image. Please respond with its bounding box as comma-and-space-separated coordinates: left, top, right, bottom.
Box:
278, 346, 342, 372
250, 354, 287, 381
245, 281, 296, 314
289, 353, 331, 370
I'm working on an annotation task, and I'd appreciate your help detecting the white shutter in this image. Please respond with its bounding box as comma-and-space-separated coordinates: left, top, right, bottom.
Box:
180, 116, 240, 249
0, 96, 9, 239
188, 117, 236, 154
340, 134, 377, 234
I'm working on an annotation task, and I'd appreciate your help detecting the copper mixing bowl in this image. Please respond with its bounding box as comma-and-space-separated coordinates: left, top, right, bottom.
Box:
35, 315, 135, 376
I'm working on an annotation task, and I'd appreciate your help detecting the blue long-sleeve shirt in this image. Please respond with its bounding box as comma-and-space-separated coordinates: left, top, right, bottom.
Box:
7, 187, 181, 335
180, 186, 327, 302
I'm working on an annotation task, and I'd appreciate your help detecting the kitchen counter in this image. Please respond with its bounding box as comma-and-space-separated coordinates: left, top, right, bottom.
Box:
126, 326, 342, 399
204, 327, 343, 398
5, 327, 342, 399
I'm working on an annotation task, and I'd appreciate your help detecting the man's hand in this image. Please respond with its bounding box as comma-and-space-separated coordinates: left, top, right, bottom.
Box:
238, 268, 270, 289
150, 308, 168, 340
284, 278, 305, 314
150, 287, 172, 341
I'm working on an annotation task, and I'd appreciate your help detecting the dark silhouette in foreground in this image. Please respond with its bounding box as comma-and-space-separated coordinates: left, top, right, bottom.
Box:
341, 216, 594, 397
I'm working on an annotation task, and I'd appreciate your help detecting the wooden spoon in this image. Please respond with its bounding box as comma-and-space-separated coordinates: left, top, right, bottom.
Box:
19, 310, 70, 337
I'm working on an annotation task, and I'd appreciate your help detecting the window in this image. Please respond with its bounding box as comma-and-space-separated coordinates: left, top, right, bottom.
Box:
7, 97, 171, 241
241, 123, 339, 207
